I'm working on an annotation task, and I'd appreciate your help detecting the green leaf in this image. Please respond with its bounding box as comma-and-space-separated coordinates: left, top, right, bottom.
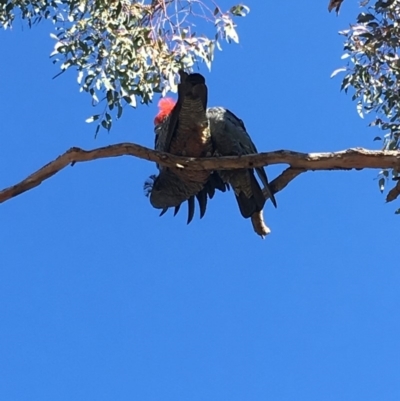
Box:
106, 90, 114, 107
85, 114, 100, 123
356, 102, 364, 119
357, 13, 375, 23
379, 177, 385, 193
117, 103, 123, 119
331, 68, 347, 78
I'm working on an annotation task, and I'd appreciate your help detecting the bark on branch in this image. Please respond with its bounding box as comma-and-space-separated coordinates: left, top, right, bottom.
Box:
1, 143, 400, 204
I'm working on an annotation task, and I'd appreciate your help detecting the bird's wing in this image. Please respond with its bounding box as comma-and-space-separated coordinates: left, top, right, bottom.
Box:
208, 107, 277, 209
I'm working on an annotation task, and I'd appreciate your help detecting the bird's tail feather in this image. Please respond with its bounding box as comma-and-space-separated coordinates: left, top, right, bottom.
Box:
234, 171, 265, 218
255, 167, 277, 208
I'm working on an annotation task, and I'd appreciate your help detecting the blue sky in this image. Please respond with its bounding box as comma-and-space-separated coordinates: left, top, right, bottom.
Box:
1, 1, 400, 400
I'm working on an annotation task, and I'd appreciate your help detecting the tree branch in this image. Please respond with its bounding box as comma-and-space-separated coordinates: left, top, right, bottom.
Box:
1, 143, 400, 204
264, 167, 305, 201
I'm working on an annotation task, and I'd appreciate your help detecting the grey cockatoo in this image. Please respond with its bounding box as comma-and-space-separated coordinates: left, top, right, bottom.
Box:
206, 107, 277, 236
146, 75, 277, 237
148, 71, 227, 222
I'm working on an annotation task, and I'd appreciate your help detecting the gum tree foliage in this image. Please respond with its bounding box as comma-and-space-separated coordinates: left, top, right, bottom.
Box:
0, 0, 248, 134
334, 0, 400, 211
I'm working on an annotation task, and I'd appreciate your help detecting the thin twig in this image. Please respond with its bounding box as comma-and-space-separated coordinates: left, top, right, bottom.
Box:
264, 167, 306, 201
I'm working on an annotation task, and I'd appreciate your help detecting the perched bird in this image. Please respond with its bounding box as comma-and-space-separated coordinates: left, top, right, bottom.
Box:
149, 71, 226, 222
147, 94, 277, 237
207, 107, 277, 237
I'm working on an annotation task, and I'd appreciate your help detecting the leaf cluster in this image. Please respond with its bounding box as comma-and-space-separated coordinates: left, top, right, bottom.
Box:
333, 0, 400, 208
1, 0, 249, 134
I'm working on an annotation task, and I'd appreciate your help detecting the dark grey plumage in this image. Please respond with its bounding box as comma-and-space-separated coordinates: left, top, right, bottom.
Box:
148, 71, 215, 222
206, 107, 276, 236
146, 94, 277, 236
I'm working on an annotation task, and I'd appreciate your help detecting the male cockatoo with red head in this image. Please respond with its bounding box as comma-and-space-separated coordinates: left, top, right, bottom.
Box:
148, 71, 227, 222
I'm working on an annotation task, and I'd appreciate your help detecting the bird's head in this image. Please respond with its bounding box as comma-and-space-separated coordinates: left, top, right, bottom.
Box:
154, 97, 176, 125
184, 73, 206, 86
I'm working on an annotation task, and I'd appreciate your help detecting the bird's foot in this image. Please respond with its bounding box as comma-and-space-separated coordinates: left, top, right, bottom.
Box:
251, 211, 271, 238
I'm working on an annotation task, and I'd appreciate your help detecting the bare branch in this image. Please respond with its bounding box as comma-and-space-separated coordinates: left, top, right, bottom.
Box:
1, 143, 400, 204
264, 167, 306, 201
